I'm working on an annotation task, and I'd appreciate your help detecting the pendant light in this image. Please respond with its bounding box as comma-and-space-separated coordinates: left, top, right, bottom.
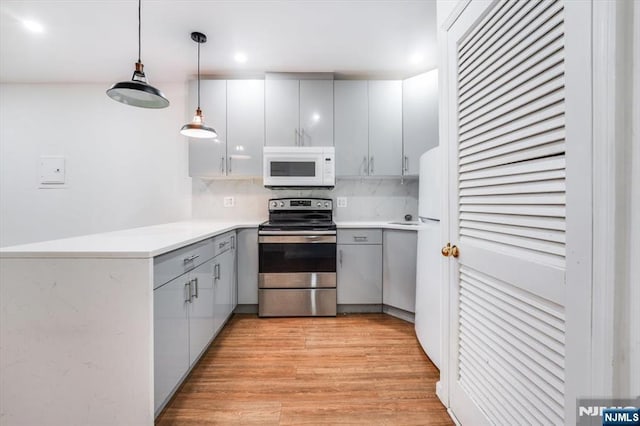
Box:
180, 32, 217, 139
106, 0, 169, 108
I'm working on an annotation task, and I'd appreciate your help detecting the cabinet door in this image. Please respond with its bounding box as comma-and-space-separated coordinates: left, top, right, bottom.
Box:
227, 80, 264, 177
402, 70, 439, 176
334, 81, 369, 176
265, 79, 299, 146
187, 259, 215, 366
337, 244, 382, 304
213, 249, 234, 334
237, 228, 258, 304
188, 80, 228, 177
382, 230, 417, 312
154, 277, 189, 413
368, 80, 403, 176
230, 233, 238, 311
299, 80, 334, 146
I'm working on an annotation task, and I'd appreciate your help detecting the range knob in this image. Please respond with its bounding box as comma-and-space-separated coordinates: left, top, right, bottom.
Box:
317, 202, 322, 207
271, 201, 277, 208
279, 201, 285, 207
324, 202, 329, 208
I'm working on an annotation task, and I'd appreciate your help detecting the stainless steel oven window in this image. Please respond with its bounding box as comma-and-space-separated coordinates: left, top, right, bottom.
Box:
258, 235, 336, 274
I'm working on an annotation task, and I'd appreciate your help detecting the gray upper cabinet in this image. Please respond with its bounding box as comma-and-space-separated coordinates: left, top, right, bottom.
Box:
265, 75, 334, 146
299, 80, 334, 146
265, 79, 299, 146
368, 80, 403, 176
402, 70, 439, 176
334, 81, 369, 176
188, 80, 227, 177
227, 80, 265, 177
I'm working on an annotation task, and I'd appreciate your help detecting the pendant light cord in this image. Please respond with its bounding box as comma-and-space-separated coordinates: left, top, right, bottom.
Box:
197, 40, 201, 109
138, 0, 142, 63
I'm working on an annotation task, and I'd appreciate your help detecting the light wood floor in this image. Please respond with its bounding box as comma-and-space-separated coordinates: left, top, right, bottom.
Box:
156, 314, 452, 425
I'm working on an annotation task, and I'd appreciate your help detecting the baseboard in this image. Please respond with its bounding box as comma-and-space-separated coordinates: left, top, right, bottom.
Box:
337, 304, 383, 314
234, 304, 258, 314
382, 305, 415, 323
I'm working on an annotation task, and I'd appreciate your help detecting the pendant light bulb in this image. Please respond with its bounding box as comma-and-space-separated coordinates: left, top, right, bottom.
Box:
180, 32, 217, 139
106, 0, 169, 108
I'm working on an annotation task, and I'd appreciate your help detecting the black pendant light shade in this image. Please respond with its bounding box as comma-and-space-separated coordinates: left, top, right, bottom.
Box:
106, 0, 169, 108
180, 32, 217, 139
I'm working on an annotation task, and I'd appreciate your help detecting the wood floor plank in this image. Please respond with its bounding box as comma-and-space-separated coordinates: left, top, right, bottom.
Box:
156, 314, 452, 425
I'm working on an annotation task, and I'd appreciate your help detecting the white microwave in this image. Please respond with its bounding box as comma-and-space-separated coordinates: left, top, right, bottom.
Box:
263, 146, 335, 188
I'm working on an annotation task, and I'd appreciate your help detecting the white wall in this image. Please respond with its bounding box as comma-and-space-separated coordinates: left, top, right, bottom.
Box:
0, 83, 192, 247
192, 178, 418, 222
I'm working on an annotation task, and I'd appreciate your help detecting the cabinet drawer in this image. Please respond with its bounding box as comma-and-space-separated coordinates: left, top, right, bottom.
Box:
153, 239, 214, 289
337, 229, 382, 245
213, 231, 236, 257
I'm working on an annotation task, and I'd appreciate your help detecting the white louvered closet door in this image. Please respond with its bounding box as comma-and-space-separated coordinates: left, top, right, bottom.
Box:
445, 0, 592, 424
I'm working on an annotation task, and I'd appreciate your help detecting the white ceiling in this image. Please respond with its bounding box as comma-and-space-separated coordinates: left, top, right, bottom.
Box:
0, 0, 437, 84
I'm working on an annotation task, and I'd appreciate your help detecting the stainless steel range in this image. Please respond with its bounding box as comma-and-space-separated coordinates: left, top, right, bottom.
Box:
258, 198, 337, 317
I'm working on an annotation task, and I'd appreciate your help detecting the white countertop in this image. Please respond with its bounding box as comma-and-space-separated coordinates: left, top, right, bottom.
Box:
0, 221, 261, 259
336, 221, 420, 230
0, 220, 418, 259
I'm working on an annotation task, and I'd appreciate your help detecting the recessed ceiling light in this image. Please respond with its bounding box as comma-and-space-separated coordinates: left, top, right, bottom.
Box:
23, 19, 44, 33
409, 53, 424, 65
234, 52, 248, 63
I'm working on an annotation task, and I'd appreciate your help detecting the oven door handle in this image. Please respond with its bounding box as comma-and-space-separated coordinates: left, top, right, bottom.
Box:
259, 235, 336, 244
258, 230, 336, 236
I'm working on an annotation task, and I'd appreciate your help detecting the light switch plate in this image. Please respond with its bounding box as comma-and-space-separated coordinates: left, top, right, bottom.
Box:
39, 156, 66, 186
337, 197, 347, 208
223, 196, 234, 207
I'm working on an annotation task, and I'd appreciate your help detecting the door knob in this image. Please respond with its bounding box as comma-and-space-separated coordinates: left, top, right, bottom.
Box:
451, 245, 460, 258
441, 243, 451, 257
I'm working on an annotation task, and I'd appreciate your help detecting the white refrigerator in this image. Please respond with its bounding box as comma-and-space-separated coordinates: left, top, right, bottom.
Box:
415, 146, 441, 369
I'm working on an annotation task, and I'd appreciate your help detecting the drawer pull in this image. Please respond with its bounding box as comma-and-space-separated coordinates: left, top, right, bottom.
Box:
353, 236, 368, 242
183, 254, 200, 264
219, 241, 229, 249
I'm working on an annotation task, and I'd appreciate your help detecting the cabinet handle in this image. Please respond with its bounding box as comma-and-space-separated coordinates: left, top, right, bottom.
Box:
185, 282, 192, 303
220, 156, 225, 174
339, 249, 343, 267
214, 263, 220, 280
294, 128, 299, 146
192, 278, 199, 299
353, 236, 368, 242
404, 156, 409, 173
369, 157, 374, 174
228, 157, 232, 173
231, 235, 235, 250
183, 254, 199, 264
300, 128, 305, 146
362, 156, 367, 176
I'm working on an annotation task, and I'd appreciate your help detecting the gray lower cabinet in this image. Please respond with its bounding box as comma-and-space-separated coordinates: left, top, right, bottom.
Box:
153, 258, 214, 414
153, 274, 190, 415
212, 243, 235, 334
237, 228, 258, 305
382, 229, 418, 313
337, 229, 383, 305
153, 232, 237, 416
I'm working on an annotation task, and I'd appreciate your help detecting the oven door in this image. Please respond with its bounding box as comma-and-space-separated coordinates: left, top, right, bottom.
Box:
258, 234, 336, 288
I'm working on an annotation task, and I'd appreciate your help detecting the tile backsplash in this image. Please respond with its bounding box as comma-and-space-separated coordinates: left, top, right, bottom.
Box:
192, 178, 418, 222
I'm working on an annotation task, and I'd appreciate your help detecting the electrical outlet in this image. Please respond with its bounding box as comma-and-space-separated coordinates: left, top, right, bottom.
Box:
337, 197, 347, 208
223, 196, 234, 207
